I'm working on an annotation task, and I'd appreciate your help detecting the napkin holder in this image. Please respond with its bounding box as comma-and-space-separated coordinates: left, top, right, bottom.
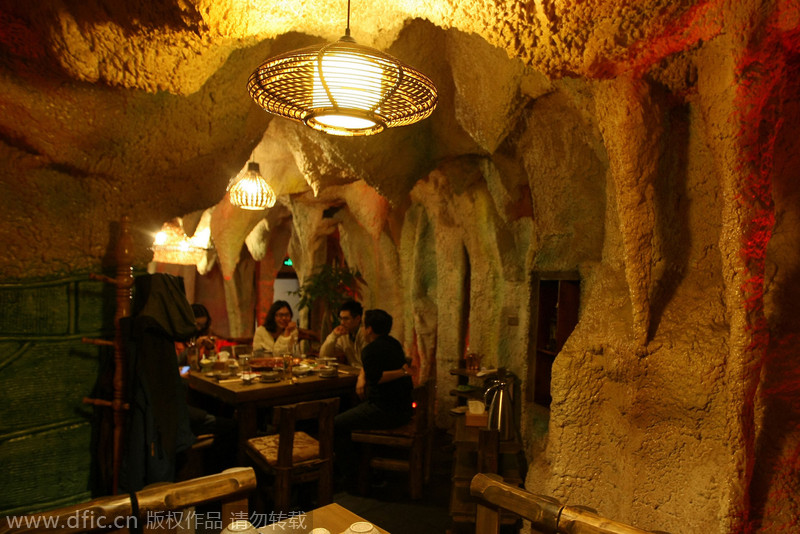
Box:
465, 412, 489, 426
465, 400, 488, 426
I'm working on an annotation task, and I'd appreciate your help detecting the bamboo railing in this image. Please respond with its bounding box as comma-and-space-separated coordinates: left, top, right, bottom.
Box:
0, 467, 256, 534
470, 473, 667, 534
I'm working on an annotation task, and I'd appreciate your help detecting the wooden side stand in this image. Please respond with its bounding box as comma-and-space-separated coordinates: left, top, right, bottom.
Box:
449, 414, 524, 529
82, 216, 135, 495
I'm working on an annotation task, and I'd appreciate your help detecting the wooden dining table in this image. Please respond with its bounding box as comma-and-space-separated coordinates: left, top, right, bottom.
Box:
187, 366, 359, 463
256, 502, 389, 533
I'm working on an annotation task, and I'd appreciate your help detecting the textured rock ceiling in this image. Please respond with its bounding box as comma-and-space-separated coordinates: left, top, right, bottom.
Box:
0, 0, 795, 280
4, 0, 729, 93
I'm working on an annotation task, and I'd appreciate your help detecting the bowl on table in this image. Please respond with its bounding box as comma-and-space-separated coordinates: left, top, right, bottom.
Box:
260, 371, 280, 383
317, 365, 338, 378
292, 364, 311, 377
345, 522, 378, 534
241, 372, 258, 385
221, 521, 258, 534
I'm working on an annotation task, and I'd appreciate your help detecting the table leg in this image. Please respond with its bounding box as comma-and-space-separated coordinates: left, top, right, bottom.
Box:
236, 404, 258, 465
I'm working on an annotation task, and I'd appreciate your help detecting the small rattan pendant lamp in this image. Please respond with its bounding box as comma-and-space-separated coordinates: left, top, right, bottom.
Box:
227, 159, 277, 210
248, 0, 438, 136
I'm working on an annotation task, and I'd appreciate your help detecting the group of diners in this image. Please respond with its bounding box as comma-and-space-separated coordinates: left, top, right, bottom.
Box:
186, 298, 414, 490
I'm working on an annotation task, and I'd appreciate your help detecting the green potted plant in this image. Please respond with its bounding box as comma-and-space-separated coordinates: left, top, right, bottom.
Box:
293, 264, 365, 339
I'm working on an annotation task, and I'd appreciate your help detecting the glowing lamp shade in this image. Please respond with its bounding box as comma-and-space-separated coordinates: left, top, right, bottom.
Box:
248, 36, 437, 136
151, 218, 212, 266
228, 162, 276, 210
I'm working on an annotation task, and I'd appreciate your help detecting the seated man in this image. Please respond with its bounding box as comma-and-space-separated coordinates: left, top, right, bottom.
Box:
333, 309, 413, 480
319, 300, 368, 367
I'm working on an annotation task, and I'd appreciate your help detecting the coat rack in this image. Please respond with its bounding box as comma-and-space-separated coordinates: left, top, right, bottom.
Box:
82, 216, 135, 495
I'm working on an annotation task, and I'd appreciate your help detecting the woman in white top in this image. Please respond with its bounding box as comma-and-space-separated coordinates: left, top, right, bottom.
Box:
253, 300, 298, 354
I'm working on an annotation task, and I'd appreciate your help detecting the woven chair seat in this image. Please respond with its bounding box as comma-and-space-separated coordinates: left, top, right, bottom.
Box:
245, 397, 339, 512
247, 431, 319, 467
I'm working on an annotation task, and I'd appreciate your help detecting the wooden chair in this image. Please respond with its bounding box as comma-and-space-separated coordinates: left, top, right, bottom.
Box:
470, 473, 663, 534
350, 381, 435, 499
245, 397, 340, 513
175, 433, 215, 481
0, 467, 256, 534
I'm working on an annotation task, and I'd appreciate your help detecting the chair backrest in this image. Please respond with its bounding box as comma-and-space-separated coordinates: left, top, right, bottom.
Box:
470, 473, 662, 534
0, 467, 256, 534
272, 397, 340, 468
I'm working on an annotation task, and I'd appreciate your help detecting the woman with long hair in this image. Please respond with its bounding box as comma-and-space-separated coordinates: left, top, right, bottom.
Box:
253, 300, 298, 354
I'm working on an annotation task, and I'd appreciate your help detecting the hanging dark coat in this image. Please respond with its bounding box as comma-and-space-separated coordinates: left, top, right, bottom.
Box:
120, 273, 198, 491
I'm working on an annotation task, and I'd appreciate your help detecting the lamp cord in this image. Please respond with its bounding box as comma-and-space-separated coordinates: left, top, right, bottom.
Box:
345, 0, 351, 37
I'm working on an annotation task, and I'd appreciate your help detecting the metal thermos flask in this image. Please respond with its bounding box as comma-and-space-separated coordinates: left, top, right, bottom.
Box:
484, 371, 515, 441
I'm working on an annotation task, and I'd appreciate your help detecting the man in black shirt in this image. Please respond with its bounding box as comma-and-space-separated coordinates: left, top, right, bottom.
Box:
333, 309, 413, 483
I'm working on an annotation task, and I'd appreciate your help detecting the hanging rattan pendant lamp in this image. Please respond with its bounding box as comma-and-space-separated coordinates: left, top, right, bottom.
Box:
227, 161, 277, 210
248, 1, 437, 137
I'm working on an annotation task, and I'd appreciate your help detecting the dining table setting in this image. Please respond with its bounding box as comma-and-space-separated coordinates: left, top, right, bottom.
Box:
186, 354, 360, 463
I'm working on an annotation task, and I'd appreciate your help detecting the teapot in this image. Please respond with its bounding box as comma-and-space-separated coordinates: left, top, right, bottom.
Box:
484, 369, 515, 441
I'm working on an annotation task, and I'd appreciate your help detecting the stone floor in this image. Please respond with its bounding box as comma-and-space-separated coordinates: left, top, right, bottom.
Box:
328, 428, 518, 534
331, 433, 455, 534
